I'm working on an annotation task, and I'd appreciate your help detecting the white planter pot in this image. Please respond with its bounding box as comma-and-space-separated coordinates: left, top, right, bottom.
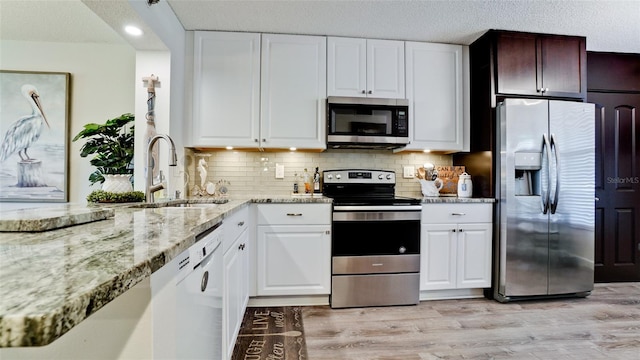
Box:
102, 174, 133, 193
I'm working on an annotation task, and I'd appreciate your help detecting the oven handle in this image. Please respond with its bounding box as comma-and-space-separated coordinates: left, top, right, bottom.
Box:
333, 210, 421, 222
333, 205, 422, 212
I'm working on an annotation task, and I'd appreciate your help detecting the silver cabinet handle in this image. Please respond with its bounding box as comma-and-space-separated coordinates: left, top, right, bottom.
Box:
595, 197, 600, 201
361, 90, 366, 94
286, 213, 303, 216
237, 221, 245, 226
368, 90, 372, 94
451, 212, 466, 216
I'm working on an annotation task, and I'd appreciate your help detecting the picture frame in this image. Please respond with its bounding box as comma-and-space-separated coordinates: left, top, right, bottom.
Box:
0, 70, 70, 202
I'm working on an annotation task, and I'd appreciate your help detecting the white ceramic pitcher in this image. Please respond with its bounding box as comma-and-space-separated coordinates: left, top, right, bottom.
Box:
419, 179, 443, 197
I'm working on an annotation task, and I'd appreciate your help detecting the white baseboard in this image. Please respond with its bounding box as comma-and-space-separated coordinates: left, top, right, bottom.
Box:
420, 288, 485, 301
248, 295, 329, 307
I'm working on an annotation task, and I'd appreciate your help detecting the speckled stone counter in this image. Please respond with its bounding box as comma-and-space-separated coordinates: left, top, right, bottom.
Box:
0, 196, 330, 348
421, 196, 496, 203
0, 204, 115, 232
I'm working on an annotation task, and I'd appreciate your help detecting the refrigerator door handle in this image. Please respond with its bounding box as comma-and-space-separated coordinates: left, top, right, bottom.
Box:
542, 134, 551, 214
550, 134, 559, 214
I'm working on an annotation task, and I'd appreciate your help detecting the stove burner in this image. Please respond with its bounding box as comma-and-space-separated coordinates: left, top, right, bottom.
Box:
322, 169, 420, 206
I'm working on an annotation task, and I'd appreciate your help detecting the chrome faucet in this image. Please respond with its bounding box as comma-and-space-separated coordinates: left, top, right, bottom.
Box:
146, 134, 178, 203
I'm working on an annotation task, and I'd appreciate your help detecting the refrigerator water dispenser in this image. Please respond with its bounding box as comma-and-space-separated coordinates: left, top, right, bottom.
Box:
515, 152, 541, 196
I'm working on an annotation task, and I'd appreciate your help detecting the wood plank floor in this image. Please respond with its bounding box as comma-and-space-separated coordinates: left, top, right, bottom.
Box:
302, 283, 640, 359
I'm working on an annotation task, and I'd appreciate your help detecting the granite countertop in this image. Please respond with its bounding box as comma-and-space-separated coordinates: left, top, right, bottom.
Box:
0, 196, 331, 348
0, 194, 489, 347
421, 196, 496, 203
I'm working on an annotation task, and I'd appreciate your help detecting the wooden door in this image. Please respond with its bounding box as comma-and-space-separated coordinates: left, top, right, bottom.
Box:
589, 92, 640, 282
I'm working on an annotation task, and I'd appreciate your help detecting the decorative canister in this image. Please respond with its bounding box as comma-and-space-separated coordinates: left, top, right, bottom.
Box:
457, 172, 473, 198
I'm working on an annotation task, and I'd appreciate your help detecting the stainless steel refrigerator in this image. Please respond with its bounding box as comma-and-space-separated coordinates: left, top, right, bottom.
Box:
494, 98, 595, 302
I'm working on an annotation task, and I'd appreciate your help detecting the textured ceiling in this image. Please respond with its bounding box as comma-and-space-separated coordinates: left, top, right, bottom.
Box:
0, 0, 639, 54
166, 0, 640, 53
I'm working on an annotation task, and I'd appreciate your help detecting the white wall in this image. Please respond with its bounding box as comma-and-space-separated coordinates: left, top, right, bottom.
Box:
133, 51, 172, 195
129, 0, 187, 199
0, 40, 136, 204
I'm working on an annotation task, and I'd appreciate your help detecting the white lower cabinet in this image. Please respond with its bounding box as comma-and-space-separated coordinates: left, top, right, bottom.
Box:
421, 203, 492, 291
256, 204, 331, 296
223, 208, 250, 360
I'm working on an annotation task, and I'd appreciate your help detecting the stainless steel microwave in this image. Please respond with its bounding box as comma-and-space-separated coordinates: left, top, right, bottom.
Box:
327, 96, 410, 149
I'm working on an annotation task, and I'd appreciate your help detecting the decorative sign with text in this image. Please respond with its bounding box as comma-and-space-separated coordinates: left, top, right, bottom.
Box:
436, 165, 466, 194
232, 307, 307, 360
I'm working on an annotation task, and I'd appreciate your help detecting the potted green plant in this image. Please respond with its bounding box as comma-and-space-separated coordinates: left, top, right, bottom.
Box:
73, 113, 141, 200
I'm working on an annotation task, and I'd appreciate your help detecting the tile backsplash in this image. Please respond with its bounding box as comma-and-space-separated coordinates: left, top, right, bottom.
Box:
184, 148, 452, 198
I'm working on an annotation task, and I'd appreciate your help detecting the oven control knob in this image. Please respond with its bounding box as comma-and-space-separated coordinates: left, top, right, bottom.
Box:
398, 246, 406, 254
386, 174, 393, 180
336, 174, 341, 180
327, 174, 333, 180
378, 174, 384, 180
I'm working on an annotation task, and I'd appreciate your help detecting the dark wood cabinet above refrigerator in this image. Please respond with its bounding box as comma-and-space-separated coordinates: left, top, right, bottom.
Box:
472, 30, 587, 102
494, 32, 586, 99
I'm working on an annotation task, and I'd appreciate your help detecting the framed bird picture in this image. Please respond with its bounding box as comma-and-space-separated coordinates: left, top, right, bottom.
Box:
0, 70, 70, 202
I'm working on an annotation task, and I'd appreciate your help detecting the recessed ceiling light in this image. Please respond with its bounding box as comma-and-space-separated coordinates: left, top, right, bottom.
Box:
423, 149, 431, 153
125, 25, 143, 36
289, 147, 297, 151
226, 146, 233, 150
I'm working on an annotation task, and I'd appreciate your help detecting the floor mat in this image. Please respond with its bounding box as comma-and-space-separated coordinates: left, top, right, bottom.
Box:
232, 306, 308, 360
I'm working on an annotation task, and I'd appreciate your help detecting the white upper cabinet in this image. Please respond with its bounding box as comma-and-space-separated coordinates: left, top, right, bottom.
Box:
404, 42, 465, 151
260, 33, 327, 150
191, 32, 326, 150
192, 31, 261, 148
328, 37, 405, 99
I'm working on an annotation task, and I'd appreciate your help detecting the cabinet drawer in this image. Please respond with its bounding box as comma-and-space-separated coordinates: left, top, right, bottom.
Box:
257, 203, 331, 225
422, 203, 492, 224
223, 205, 249, 253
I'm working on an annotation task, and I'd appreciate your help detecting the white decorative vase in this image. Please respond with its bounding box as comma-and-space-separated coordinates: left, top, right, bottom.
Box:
102, 174, 133, 193
419, 179, 443, 197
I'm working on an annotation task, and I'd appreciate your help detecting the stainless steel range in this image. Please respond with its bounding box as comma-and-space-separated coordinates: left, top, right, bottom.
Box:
323, 169, 422, 308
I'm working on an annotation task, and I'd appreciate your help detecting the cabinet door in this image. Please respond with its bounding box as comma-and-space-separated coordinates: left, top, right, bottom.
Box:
495, 32, 539, 96
367, 39, 405, 98
539, 35, 586, 98
420, 224, 457, 290
256, 225, 331, 296
237, 229, 250, 313
260, 34, 327, 149
327, 37, 367, 97
495, 32, 585, 99
456, 223, 492, 289
223, 239, 242, 360
192, 31, 261, 148
405, 42, 463, 151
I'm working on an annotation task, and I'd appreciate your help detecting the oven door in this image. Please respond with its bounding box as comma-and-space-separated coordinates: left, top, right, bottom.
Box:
331, 206, 421, 257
